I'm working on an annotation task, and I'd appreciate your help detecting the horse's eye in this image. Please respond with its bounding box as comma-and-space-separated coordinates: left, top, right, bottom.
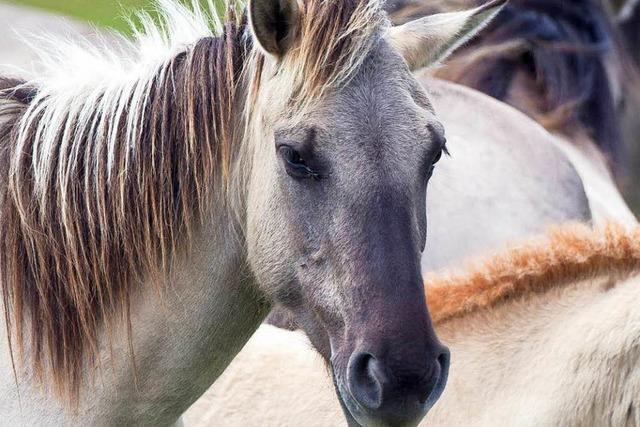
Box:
281, 146, 304, 165
432, 143, 449, 166
432, 149, 443, 165
278, 145, 319, 180
427, 143, 448, 178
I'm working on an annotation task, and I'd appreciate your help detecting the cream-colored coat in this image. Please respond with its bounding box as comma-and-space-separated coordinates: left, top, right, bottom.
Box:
183, 267, 640, 426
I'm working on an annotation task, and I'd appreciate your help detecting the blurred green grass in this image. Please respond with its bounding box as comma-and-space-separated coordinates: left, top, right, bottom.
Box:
6, 0, 155, 33
6, 0, 230, 34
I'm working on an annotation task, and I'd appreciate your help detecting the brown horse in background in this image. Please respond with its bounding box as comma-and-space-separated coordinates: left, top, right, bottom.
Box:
618, 0, 640, 66
617, 0, 640, 212
388, 0, 640, 215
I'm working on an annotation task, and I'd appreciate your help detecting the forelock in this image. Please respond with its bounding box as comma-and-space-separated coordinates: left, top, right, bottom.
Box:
263, 0, 386, 113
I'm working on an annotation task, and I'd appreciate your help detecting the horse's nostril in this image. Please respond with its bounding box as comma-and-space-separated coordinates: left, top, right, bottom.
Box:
422, 346, 450, 405
344, 346, 450, 425
437, 347, 450, 376
347, 352, 384, 411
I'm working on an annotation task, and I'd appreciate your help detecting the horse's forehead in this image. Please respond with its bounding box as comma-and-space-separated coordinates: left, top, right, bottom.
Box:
335, 53, 430, 143
314, 84, 432, 183
325, 45, 422, 116
285, 41, 434, 164
353, 40, 416, 90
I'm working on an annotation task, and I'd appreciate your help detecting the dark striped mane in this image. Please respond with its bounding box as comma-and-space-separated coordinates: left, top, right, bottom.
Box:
0, 13, 247, 404
388, 0, 633, 175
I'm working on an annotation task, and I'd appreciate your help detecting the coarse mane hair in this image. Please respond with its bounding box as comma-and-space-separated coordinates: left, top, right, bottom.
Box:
426, 221, 640, 325
388, 0, 635, 175
0, 0, 384, 403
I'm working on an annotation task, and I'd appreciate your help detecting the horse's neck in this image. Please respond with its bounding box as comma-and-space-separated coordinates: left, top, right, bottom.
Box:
427, 272, 640, 426
0, 219, 270, 425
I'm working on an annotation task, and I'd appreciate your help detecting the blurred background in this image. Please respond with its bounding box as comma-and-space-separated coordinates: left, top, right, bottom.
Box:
4, 0, 157, 33
2, 0, 639, 214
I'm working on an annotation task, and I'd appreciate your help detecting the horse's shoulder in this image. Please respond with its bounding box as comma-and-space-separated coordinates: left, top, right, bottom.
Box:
419, 74, 591, 219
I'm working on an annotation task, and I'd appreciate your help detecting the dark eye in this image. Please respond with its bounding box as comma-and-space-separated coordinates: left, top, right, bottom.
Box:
432, 142, 449, 166
427, 143, 448, 177
432, 148, 443, 165
281, 145, 303, 164
278, 145, 319, 180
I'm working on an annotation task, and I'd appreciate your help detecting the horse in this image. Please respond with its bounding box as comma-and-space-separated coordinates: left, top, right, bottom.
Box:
267, 0, 637, 361
249, 2, 640, 423
183, 221, 640, 426
388, 0, 638, 226
417, 77, 592, 271
0, 0, 598, 285
0, 0, 511, 424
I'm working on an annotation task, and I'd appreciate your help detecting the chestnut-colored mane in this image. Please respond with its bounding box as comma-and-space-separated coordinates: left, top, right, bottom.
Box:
426, 222, 640, 324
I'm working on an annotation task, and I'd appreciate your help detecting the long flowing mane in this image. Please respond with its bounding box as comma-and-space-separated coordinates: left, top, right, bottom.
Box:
388, 0, 635, 175
426, 222, 640, 324
0, 0, 383, 403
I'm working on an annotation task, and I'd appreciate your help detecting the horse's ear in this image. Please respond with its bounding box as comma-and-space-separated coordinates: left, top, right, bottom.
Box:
386, 0, 507, 71
248, 0, 300, 57
618, 0, 640, 64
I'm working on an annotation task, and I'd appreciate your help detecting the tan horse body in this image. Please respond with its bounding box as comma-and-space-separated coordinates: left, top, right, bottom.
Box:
414, 0, 638, 227
420, 77, 592, 271
184, 223, 640, 426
